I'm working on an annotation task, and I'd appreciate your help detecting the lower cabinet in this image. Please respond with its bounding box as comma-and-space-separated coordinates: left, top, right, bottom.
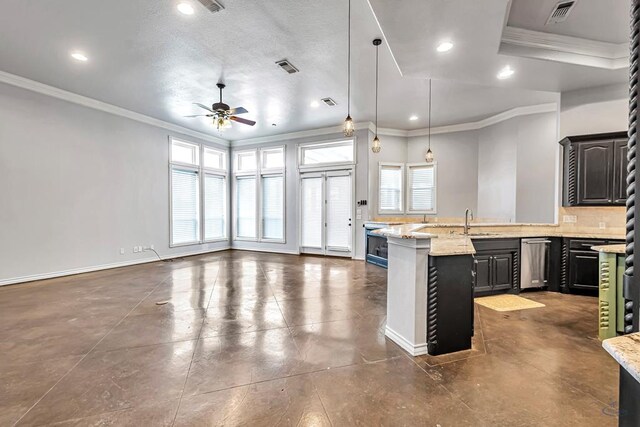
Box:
561, 238, 625, 294
472, 239, 519, 297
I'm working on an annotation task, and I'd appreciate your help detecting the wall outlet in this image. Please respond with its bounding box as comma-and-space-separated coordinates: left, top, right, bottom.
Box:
563, 215, 577, 223
119, 248, 125, 255
599, 222, 606, 229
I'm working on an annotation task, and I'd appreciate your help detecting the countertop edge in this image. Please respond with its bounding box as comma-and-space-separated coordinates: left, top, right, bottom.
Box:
602, 333, 640, 385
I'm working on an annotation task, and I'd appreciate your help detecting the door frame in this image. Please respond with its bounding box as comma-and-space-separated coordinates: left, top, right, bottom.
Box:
298, 168, 355, 258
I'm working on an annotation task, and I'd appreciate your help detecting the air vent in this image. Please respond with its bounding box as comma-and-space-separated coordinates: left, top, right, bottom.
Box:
321, 97, 337, 106
275, 59, 299, 74
197, 0, 224, 13
546, 0, 577, 25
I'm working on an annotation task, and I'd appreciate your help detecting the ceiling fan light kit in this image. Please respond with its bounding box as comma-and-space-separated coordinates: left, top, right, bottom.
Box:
186, 82, 255, 131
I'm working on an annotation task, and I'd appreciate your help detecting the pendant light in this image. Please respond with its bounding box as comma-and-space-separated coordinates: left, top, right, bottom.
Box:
425, 79, 435, 163
343, 0, 355, 137
372, 38, 382, 153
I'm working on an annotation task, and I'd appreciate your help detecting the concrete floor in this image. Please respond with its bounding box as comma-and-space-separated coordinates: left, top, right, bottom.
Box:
0, 250, 620, 426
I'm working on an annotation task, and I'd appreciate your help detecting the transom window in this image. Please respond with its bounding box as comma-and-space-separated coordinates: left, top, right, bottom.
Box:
298, 140, 355, 168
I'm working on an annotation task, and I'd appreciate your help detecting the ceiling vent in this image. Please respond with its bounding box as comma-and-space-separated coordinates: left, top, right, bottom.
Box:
197, 0, 225, 14
275, 59, 299, 74
321, 97, 337, 107
546, 1, 577, 25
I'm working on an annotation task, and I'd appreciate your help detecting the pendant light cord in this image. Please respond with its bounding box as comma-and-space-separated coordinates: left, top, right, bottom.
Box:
428, 79, 432, 150
347, 0, 351, 117
375, 42, 379, 135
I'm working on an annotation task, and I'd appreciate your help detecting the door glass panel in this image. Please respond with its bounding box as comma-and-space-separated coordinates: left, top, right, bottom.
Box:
301, 177, 323, 248
326, 175, 351, 251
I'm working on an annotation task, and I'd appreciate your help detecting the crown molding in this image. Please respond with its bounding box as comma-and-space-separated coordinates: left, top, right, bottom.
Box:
0, 70, 230, 146
231, 122, 372, 147
500, 26, 628, 70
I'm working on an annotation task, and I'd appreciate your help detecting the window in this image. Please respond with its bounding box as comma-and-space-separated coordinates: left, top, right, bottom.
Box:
171, 140, 200, 165
203, 147, 226, 170
298, 140, 354, 168
233, 146, 285, 242
236, 176, 257, 239
407, 163, 436, 213
262, 175, 284, 240
171, 168, 200, 245
170, 138, 228, 246
378, 163, 404, 214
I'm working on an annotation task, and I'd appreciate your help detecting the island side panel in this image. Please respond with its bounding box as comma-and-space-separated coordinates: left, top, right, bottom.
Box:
385, 236, 430, 356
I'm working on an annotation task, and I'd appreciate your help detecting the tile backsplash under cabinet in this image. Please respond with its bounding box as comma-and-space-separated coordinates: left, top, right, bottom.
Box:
559, 206, 625, 235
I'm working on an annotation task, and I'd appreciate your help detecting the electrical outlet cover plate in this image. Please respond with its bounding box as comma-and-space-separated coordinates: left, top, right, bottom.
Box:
563, 215, 577, 223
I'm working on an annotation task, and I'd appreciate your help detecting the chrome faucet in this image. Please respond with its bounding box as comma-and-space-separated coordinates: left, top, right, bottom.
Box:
464, 209, 474, 235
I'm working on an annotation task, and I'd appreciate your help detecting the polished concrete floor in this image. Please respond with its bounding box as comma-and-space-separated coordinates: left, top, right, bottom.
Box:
1, 250, 620, 426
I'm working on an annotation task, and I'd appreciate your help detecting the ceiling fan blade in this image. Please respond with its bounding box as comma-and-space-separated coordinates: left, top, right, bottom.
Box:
230, 116, 256, 126
228, 107, 248, 115
193, 103, 214, 113
184, 114, 214, 118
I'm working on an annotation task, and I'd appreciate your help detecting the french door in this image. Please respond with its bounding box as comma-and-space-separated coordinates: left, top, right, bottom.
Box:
300, 170, 353, 257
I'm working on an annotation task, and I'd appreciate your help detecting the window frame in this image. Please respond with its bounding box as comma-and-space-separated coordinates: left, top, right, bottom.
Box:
297, 139, 356, 170
406, 162, 438, 215
378, 162, 405, 215
169, 137, 228, 247
232, 145, 287, 244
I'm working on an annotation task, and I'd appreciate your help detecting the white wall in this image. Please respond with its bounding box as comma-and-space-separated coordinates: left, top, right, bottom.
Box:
231, 129, 370, 260
476, 112, 558, 223
560, 83, 628, 138
0, 82, 230, 285
477, 121, 517, 221
407, 131, 479, 218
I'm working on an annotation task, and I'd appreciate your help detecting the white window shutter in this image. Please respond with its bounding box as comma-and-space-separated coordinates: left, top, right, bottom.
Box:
262, 175, 284, 240
301, 177, 323, 248
379, 164, 403, 213
236, 176, 257, 238
204, 174, 226, 240
408, 164, 436, 213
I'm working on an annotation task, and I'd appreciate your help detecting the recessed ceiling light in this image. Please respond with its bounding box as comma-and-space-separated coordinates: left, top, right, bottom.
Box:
409, 115, 419, 121
177, 3, 195, 15
436, 41, 453, 53
497, 65, 515, 80
70, 52, 88, 62
310, 100, 320, 108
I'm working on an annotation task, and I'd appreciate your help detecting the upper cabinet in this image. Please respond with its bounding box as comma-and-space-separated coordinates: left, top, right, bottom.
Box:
560, 132, 628, 207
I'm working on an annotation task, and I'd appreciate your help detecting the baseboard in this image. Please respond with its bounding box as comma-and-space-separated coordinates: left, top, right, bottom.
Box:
0, 246, 231, 287
231, 246, 301, 255
385, 325, 429, 356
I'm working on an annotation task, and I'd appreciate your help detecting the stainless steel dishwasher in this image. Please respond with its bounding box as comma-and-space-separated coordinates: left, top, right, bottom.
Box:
520, 238, 551, 290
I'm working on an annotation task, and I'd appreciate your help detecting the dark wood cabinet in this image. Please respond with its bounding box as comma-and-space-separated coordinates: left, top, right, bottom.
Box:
614, 139, 629, 204
560, 132, 628, 206
472, 239, 519, 296
561, 238, 624, 294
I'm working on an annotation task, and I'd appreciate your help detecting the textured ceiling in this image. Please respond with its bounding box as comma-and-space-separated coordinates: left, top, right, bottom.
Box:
0, 0, 624, 141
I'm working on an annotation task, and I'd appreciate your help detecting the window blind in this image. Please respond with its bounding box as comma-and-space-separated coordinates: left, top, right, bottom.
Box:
171, 168, 200, 244
301, 177, 323, 248
326, 175, 351, 250
379, 165, 403, 212
408, 165, 435, 212
261, 175, 284, 240
236, 176, 257, 238
204, 174, 226, 240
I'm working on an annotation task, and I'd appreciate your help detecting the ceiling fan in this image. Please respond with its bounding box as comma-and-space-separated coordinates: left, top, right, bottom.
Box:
186, 83, 256, 130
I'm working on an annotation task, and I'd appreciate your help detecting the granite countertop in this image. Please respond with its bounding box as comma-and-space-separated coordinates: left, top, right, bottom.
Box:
374, 223, 624, 256
591, 244, 625, 254
603, 333, 640, 384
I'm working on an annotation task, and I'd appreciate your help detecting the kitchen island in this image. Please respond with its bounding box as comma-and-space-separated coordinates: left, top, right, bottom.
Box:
375, 222, 625, 357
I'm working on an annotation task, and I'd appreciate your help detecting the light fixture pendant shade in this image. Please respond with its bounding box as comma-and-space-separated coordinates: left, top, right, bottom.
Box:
372, 135, 381, 153
425, 78, 435, 163
372, 38, 382, 153
343, 115, 355, 136
343, 0, 354, 137
425, 147, 434, 163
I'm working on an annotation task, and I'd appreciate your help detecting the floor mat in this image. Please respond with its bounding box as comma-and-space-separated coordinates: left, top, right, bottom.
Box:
475, 294, 545, 312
